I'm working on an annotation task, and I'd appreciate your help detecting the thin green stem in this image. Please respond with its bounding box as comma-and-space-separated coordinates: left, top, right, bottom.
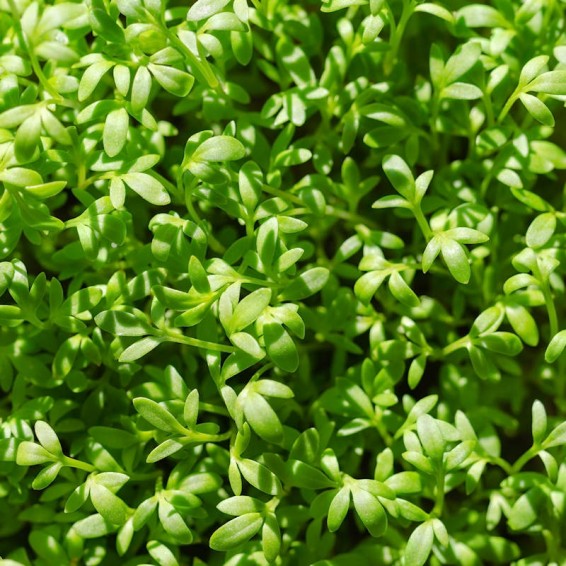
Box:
511, 446, 539, 474
488, 455, 513, 475
497, 91, 519, 123
261, 183, 303, 206
439, 335, 470, 357
541, 281, 559, 338
326, 206, 378, 229
384, 0, 416, 75
372, 407, 393, 447
432, 466, 445, 517
148, 13, 220, 90
181, 175, 226, 254
188, 429, 233, 443
7, 0, 70, 106
63, 456, 96, 473
412, 205, 433, 241
483, 93, 495, 128
165, 332, 235, 353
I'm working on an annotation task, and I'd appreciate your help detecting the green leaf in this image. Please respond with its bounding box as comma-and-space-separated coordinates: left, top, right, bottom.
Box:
531, 400, 547, 445
422, 237, 441, 273
441, 82, 483, 100
133, 398, 185, 433
131, 66, 152, 113
183, 389, 199, 429
546, 330, 566, 363
187, 0, 230, 21
90, 482, 128, 525
158, 499, 192, 543
441, 238, 470, 284
34, 421, 63, 456
237, 457, 282, 495
147, 439, 185, 463
526, 212, 556, 248
119, 336, 163, 362
132, 497, 157, 529
287, 459, 337, 489
262, 513, 281, 563
408, 354, 427, 389
29, 528, 68, 562
443, 227, 489, 244
279, 267, 329, 301
121, 173, 170, 206
209, 513, 264, 551
443, 42, 481, 84
505, 304, 539, 347
445, 440, 475, 471
405, 521, 434, 566
146, 542, 178, 566
478, 332, 523, 356
382, 154, 415, 200
327, 487, 350, 532
229, 288, 271, 333
352, 487, 387, 537
253, 379, 294, 399
74, 514, 115, 538
263, 322, 299, 373
472, 305, 504, 336
388, 271, 420, 307
188, 256, 210, 294
243, 391, 284, 443
79, 60, 114, 101
456, 5, 507, 28
256, 217, 278, 268
527, 71, 566, 95
103, 107, 129, 157
508, 488, 543, 530
230, 332, 265, 359
543, 422, 566, 448
148, 64, 194, 97
95, 309, 152, 336
520, 56, 549, 85
32, 462, 63, 489
217, 496, 265, 516
16, 442, 56, 466
519, 93, 555, 126
416, 414, 445, 460
193, 136, 246, 162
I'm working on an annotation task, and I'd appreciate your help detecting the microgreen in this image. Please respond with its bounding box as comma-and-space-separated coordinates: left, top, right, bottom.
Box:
1, 0, 566, 564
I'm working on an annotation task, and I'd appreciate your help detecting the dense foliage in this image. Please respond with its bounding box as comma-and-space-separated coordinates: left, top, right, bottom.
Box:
1, 0, 566, 564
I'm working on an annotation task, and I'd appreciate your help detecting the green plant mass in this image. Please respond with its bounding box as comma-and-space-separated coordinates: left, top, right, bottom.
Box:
1, 0, 566, 564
